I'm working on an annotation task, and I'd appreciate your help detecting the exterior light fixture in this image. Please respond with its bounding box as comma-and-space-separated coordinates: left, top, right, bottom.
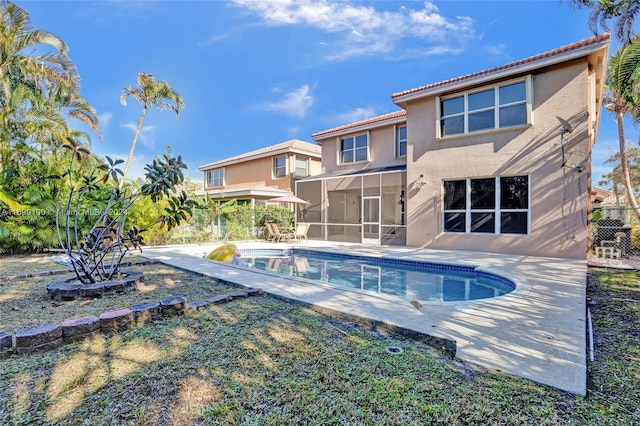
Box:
416, 174, 427, 188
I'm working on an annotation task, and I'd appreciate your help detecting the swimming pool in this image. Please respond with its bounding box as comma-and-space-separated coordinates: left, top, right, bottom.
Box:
239, 248, 515, 302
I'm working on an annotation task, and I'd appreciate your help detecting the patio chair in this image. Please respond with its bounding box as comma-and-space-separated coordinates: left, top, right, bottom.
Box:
292, 223, 310, 244
597, 231, 628, 259
272, 223, 294, 243
264, 223, 278, 242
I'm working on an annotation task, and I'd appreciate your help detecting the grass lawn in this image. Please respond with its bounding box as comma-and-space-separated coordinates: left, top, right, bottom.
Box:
0, 253, 638, 425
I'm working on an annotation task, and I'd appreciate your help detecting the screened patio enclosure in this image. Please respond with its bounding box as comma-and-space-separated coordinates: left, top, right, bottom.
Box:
295, 167, 406, 245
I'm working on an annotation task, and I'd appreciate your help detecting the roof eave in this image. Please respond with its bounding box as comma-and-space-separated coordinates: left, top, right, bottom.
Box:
202, 187, 292, 198
392, 38, 610, 106
312, 114, 407, 141
199, 146, 321, 171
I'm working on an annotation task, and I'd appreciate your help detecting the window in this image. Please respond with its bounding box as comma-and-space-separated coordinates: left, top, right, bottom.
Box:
293, 156, 309, 178
340, 134, 368, 164
207, 169, 224, 187
443, 176, 529, 234
273, 156, 287, 178
396, 125, 407, 157
439, 77, 530, 137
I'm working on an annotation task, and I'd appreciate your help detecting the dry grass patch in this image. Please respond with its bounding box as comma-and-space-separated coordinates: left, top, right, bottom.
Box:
0, 254, 639, 424
0, 257, 231, 332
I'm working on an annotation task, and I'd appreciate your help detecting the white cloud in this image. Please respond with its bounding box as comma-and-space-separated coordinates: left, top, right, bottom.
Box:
98, 112, 113, 128
334, 106, 378, 124
484, 43, 507, 57
233, 0, 476, 60
199, 33, 229, 45
123, 122, 156, 148
262, 85, 314, 118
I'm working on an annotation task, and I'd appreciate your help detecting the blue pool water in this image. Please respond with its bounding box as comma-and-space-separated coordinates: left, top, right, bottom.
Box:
239, 249, 514, 302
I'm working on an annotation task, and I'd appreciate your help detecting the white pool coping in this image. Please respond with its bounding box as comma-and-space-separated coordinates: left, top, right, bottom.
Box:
142, 241, 587, 395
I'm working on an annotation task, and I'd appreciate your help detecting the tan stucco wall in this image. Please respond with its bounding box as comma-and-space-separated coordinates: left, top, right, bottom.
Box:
203, 154, 322, 192
406, 60, 593, 259
318, 123, 407, 174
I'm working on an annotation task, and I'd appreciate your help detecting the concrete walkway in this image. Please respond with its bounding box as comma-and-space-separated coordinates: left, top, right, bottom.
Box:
142, 241, 587, 395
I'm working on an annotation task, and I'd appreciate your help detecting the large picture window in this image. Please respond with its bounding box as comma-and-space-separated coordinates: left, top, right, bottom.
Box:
207, 169, 224, 187
443, 176, 529, 235
439, 76, 530, 137
340, 134, 368, 164
273, 156, 287, 178
396, 125, 407, 157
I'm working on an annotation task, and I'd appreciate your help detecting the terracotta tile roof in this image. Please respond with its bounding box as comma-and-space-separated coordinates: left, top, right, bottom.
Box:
312, 110, 407, 139
392, 33, 610, 101
199, 139, 320, 170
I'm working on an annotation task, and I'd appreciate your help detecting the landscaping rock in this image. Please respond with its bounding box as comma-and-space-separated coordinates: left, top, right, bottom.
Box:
103, 279, 127, 293
160, 296, 187, 316
15, 323, 63, 353
46, 271, 144, 300
61, 316, 100, 343
245, 288, 264, 296
207, 294, 231, 304
186, 300, 208, 314
228, 290, 249, 299
47, 278, 82, 301
78, 282, 105, 298
131, 302, 161, 325
0, 331, 12, 355
99, 308, 134, 332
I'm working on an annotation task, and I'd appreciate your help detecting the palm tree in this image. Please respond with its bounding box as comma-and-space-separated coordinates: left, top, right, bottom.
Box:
119, 72, 184, 184
568, 0, 639, 43
0, 1, 99, 170
603, 37, 640, 220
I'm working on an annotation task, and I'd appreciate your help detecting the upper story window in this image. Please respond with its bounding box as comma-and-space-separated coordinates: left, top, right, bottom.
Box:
443, 175, 529, 235
396, 125, 407, 157
340, 134, 368, 164
293, 156, 309, 178
438, 76, 531, 138
273, 156, 287, 179
207, 169, 224, 187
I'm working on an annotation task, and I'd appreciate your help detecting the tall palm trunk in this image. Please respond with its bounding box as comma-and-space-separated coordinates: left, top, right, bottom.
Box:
615, 109, 640, 221
120, 105, 148, 188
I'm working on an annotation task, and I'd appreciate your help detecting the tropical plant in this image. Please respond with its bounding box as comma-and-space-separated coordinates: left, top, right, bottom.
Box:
57, 153, 197, 284
568, 0, 639, 43
0, 1, 102, 253
599, 147, 640, 192
602, 36, 640, 220
120, 72, 184, 183
0, 1, 99, 171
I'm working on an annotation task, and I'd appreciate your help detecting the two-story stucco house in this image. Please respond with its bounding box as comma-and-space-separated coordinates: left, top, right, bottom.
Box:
199, 139, 321, 205
299, 34, 610, 259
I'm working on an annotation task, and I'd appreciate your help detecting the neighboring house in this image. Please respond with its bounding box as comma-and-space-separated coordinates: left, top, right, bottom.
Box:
199, 139, 321, 205
300, 34, 610, 259
591, 186, 631, 226
591, 186, 625, 208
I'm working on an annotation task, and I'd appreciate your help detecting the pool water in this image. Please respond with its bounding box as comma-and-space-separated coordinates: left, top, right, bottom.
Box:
240, 249, 514, 302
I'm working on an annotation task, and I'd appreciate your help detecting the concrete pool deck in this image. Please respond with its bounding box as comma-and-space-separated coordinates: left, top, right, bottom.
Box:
142, 241, 588, 395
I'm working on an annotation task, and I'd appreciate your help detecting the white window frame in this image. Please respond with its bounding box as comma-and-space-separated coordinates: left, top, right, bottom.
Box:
442, 175, 530, 235
293, 155, 309, 178
395, 124, 407, 157
273, 155, 287, 179
207, 168, 224, 187
436, 75, 532, 138
338, 133, 369, 165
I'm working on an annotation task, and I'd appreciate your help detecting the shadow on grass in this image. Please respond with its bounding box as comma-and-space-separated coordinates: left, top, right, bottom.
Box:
0, 259, 639, 424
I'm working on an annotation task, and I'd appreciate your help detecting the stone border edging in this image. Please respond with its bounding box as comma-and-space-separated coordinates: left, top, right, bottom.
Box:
0, 287, 264, 356
0, 260, 160, 282
46, 271, 145, 300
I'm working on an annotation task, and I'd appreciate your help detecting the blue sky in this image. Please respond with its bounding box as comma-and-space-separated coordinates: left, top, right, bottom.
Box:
20, 1, 637, 187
